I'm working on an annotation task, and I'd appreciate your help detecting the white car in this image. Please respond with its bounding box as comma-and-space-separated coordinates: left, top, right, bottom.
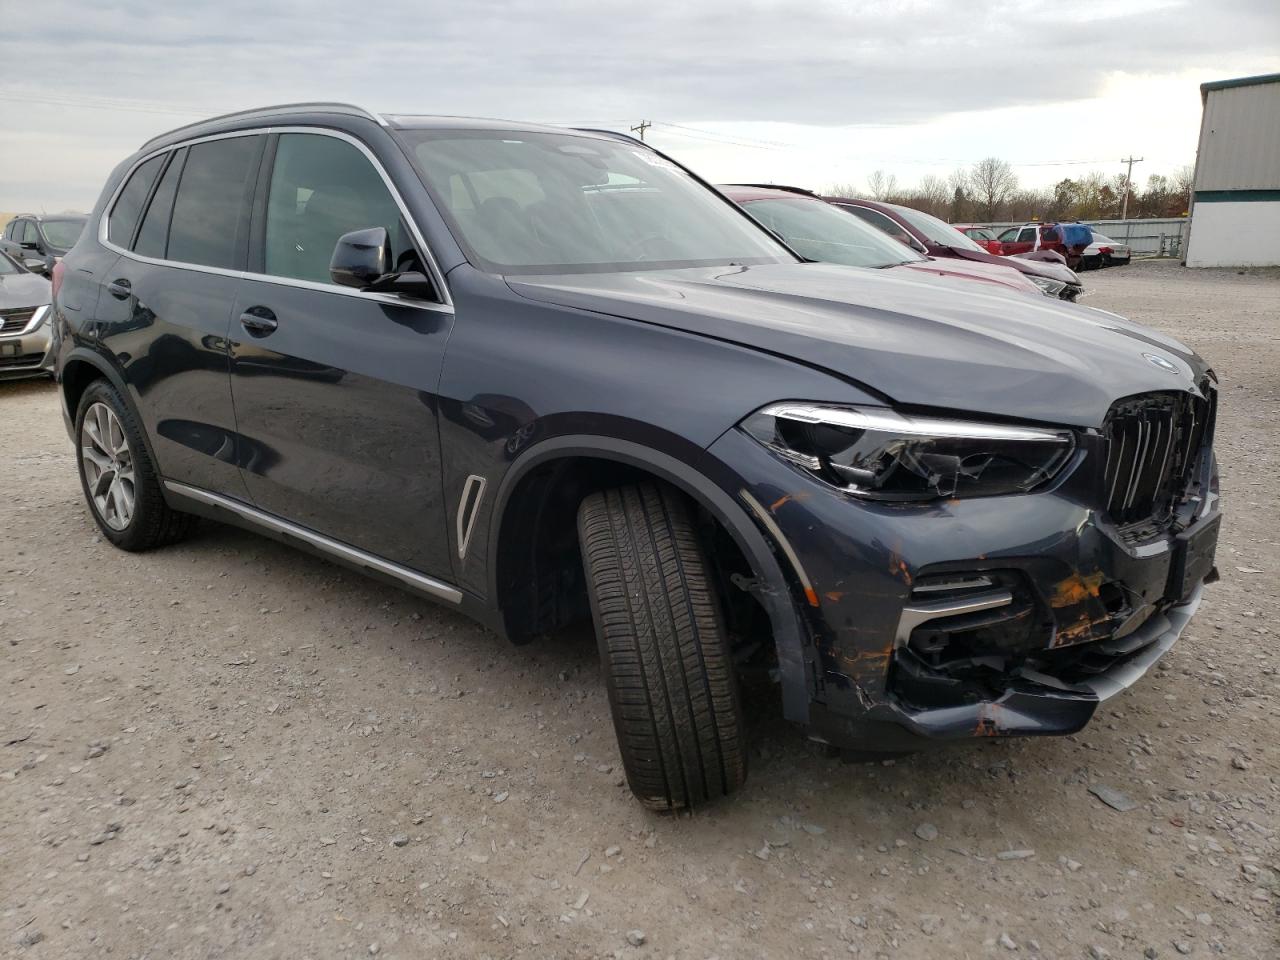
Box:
1082, 232, 1131, 270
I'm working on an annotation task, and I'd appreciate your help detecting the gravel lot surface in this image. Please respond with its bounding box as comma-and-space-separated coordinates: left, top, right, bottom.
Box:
2, 260, 1277, 959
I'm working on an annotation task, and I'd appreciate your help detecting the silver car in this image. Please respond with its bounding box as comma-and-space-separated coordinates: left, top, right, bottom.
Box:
0, 252, 54, 380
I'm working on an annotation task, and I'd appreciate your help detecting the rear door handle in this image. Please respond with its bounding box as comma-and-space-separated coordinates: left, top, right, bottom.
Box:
106, 278, 131, 300
239, 307, 278, 337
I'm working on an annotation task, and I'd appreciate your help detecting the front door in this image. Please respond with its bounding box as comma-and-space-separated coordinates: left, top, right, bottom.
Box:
229, 131, 455, 580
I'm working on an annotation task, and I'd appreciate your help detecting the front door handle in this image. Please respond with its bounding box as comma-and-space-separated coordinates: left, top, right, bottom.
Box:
239, 307, 278, 337
106, 278, 131, 300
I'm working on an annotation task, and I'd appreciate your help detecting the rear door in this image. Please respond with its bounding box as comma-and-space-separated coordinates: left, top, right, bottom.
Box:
93, 134, 264, 499
228, 130, 455, 579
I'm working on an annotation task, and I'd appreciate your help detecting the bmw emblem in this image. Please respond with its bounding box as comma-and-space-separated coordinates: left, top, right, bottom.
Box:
1143, 353, 1178, 373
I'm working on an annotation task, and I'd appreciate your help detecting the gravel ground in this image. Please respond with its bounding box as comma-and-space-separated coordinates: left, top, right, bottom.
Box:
2, 260, 1277, 959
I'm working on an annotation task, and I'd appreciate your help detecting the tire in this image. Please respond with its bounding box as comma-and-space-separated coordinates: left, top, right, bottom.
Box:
74, 378, 196, 551
578, 482, 747, 810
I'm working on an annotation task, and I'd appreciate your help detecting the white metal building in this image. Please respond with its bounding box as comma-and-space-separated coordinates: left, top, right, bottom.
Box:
1185, 73, 1280, 267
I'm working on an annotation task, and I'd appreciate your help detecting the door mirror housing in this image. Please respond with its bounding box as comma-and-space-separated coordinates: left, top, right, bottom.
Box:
330, 227, 391, 289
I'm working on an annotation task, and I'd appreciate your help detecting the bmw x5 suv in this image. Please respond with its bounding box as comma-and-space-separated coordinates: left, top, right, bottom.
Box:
53, 104, 1220, 810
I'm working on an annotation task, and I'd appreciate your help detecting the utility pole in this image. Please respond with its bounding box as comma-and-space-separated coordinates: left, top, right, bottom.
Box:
630, 120, 651, 141
1120, 155, 1143, 220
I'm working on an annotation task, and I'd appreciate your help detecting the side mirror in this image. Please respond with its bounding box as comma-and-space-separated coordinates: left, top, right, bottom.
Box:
330, 227, 391, 289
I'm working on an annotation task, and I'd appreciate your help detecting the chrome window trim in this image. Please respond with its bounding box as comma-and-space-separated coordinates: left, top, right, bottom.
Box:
98, 126, 453, 312
163, 481, 463, 604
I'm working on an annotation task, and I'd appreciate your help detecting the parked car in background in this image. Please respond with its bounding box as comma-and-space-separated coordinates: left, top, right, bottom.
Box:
721, 185, 1047, 298
0, 214, 88, 277
55, 104, 1219, 810
1081, 231, 1132, 270
0, 251, 54, 380
827, 197, 1084, 301
994, 222, 1091, 270
953, 224, 1005, 254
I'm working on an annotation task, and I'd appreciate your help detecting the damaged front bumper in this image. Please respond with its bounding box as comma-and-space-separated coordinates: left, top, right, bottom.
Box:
708, 422, 1219, 753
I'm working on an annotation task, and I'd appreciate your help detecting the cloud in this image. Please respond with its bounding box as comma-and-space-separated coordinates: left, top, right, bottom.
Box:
2, 0, 1275, 208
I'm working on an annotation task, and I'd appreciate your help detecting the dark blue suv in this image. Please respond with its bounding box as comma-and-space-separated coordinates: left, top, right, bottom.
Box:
53, 103, 1220, 810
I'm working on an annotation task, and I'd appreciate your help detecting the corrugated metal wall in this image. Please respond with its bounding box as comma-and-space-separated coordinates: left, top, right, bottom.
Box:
1195, 81, 1280, 191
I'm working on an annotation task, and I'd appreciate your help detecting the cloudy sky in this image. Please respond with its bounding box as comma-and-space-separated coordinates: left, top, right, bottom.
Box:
2, 0, 1276, 212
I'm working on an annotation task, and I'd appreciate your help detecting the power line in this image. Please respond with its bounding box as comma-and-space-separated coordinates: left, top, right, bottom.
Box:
0, 92, 211, 117
629, 120, 652, 141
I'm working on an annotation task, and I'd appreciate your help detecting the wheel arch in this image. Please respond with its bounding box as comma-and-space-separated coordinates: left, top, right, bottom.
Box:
487, 435, 815, 724
59, 349, 163, 476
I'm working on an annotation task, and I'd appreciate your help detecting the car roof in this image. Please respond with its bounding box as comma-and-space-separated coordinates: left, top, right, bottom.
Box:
9, 213, 86, 222
137, 102, 623, 152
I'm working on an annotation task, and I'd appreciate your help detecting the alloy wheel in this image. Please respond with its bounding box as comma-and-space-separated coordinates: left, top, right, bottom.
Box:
81, 402, 135, 531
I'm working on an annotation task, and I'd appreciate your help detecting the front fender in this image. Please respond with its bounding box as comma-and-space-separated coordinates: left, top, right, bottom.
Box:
488, 434, 817, 724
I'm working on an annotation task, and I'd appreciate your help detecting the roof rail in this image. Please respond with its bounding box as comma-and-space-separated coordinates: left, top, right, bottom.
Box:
139, 102, 386, 151
572, 127, 648, 147
727, 183, 817, 197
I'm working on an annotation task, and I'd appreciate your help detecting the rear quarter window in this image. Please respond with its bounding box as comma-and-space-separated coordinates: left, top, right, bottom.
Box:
108, 155, 164, 248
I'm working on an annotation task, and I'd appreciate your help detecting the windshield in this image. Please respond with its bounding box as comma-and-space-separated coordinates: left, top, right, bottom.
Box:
1091, 233, 1116, 244
40, 219, 85, 249
741, 197, 926, 268
401, 129, 794, 274
0, 251, 18, 275
965, 227, 997, 242
892, 206, 987, 253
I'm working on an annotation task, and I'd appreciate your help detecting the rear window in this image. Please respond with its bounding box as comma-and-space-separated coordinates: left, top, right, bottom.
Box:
108, 156, 164, 247
167, 135, 263, 270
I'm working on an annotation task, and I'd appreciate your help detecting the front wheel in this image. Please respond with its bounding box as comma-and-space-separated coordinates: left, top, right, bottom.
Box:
74, 379, 196, 551
578, 482, 747, 810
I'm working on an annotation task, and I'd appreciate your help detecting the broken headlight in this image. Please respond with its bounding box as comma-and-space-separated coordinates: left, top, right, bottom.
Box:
742, 403, 1075, 501
1028, 275, 1067, 298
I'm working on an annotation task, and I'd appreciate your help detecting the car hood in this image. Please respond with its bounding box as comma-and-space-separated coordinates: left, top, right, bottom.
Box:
0, 270, 51, 308
897, 256, 1038, 294
507, 261, 1209, 428
945, 245, 1081, 286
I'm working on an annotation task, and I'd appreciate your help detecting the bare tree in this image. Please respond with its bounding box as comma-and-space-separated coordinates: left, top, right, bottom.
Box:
969, 157, 1018, 220
866, 170, 898, 201
826, 181, 862, 199
916, 174, 951, 216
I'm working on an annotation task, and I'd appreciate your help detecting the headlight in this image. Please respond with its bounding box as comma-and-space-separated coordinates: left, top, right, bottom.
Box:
742, 403, 1075, 501
1028, 275, 1067, 298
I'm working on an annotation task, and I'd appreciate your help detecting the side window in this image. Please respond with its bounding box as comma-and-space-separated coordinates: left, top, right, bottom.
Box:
3, 220, 15, 240
1017, 228, 1036, 242
263, 133, 412, 284
134, 150, 185, 259
168, 135, 263, 270
997, 228, 1016, 241
22, 220, 39, 244
846, 206, 900, 236
108, 156, 164, 248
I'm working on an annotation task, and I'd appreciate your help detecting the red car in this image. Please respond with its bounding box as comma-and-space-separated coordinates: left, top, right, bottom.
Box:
995, 223, 1090, 270
720, 185, 1047, 298
953, 224, 1004, 254
823, 197, 1084, 300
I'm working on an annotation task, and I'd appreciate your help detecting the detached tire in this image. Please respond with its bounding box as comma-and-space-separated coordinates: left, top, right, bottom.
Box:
578, 482, 747, 810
